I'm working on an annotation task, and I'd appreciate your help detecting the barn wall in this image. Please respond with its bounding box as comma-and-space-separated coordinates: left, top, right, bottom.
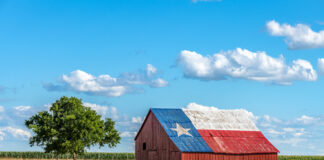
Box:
181, 153, 277, 160
135, 111, 181, 160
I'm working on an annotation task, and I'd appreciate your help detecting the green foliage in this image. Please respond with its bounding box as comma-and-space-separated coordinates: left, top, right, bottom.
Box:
0, 152, 135, 160
25, 96, 121, 158
278, 156, 324, 160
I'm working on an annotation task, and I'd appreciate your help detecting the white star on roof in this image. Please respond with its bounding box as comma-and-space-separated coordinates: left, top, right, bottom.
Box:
171, 123, 192, 137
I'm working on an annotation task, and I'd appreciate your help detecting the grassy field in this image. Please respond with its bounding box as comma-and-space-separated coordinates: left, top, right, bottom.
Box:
0, 152, 323, 160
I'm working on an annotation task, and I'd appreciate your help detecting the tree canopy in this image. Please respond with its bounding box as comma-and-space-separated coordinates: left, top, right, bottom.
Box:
25, 96, 121, 160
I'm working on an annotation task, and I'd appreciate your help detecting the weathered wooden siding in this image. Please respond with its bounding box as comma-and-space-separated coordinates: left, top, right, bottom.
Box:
181, 153, 277, 160
135, 111, 181, 160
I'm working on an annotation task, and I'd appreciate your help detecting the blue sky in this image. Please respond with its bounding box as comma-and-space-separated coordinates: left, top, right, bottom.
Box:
0, 0, 324, 155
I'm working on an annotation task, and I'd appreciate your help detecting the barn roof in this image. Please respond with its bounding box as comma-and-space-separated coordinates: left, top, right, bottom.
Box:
151, 108, 213, 152
142, 108, 279, 154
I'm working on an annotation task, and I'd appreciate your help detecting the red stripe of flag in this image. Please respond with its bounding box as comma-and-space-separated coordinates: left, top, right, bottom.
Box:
197, 130, 279, 154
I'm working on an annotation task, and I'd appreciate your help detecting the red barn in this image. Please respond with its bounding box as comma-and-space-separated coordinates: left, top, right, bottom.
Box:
135, 108, 279, 160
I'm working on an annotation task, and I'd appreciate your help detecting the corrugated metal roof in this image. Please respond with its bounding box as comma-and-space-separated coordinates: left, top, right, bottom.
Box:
151, 108, 213, 153
198, 130, 279, 154
183, 109, 259, 131
148, 108, 279, 154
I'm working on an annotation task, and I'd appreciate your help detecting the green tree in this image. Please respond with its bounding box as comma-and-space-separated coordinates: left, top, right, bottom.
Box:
25, 96, 121, 160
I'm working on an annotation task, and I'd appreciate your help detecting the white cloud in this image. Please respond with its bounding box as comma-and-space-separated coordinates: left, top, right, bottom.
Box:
177, 48, 317, 85
259, 115, 283, 127
254, 114, 324, 154
266, 20, 324, 49
62, 70, 126, 97
185, 102, 219, 112
12, 106, 33, 118
283, 128, 305, 137
44, 64, 168, 97
131, 117, 143, 124
14, 106, 31, 111
296, 115, 319, 125
0, 106, 4, 112
318, 58, 324, 76
83, 102, 119, 120
150, 78, 168, 88
0, 127, 31, 140
120, 131, 137, 138
83, 102, 108, 115
265, 129, 283, 136
0, 131, 4, 141
146, 64, 157, 76
110, 107, 119, 120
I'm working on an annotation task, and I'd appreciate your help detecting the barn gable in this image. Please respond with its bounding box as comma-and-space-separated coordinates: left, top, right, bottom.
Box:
135, 110, 181, 160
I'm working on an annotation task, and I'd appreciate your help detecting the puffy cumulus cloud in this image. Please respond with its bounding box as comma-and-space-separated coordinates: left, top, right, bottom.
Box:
83, 102, 119, 120
150, 78, 168, 88
146, 64, 157, 76
0, 127, 31, 141
44, 64, 168, 97
266, 20, 324, 49
177, 48, 317, 85
131, 116, 143, 124
83, 102, 109, 115
184, 102, 219, 112
318, 58, 324, 76
80, 103, 141, 140
62, 70, 126, 97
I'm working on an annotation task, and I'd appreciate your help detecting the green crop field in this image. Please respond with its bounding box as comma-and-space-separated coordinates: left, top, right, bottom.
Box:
279, 156, 324, 160
0, 152, 135, 160
0, 152, 324, 160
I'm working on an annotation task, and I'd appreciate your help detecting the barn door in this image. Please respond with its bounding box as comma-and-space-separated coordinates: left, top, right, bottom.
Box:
148, 151, 157, 160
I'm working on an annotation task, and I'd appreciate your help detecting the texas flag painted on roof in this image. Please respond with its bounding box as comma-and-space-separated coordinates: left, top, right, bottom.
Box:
151, 108, 279, 154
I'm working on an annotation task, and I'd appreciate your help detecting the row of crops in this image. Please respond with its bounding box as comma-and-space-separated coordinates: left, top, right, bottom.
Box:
0, 152, 135, 160
279, 156, 324, 160
0, 152, 323, 160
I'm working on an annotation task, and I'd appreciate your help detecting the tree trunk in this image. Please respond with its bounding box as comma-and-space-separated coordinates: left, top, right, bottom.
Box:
73, 153, 77, 160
